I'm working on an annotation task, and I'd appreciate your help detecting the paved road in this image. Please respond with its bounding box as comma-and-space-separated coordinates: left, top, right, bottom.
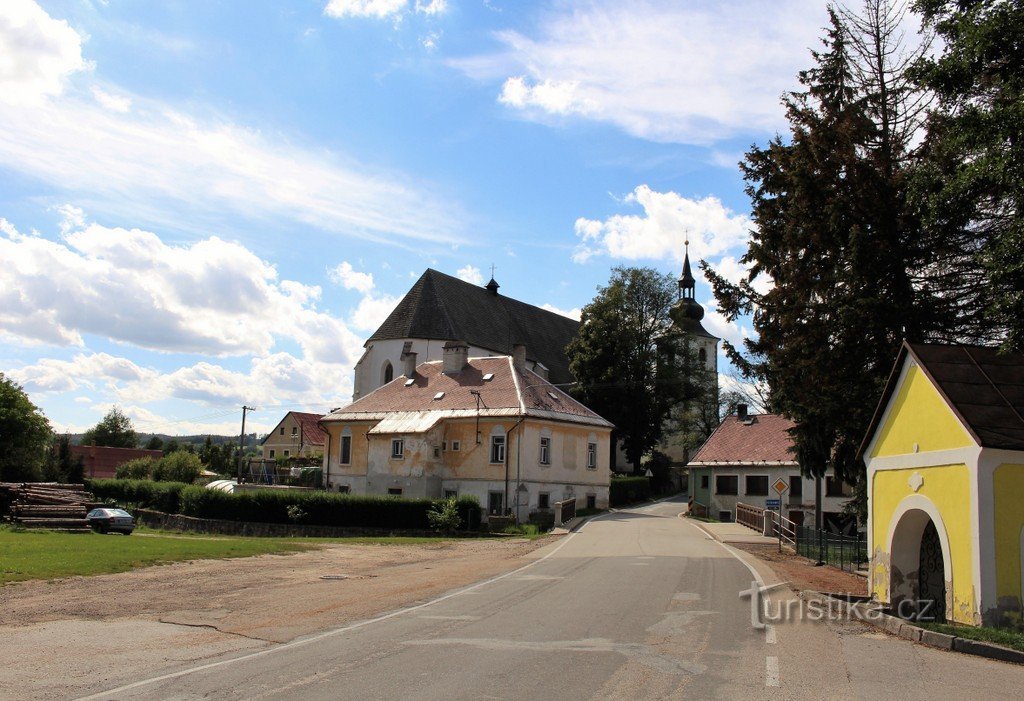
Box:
80, 499, 1024, 700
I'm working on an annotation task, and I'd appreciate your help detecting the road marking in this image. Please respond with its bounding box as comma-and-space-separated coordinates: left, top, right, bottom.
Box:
672, 592, 701, 602
76, 508, 618, 700
514, 574, 564, 580
418, 615, 480, 621
766, 624, 776, 644
766, 656, 780, 687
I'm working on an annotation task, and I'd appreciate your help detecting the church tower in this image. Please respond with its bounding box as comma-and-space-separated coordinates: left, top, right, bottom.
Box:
669, 240, 719, 374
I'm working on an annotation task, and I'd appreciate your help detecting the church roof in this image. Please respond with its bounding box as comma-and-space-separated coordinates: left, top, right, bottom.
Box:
368, 268, 581, 385
860, 342, 1024, 456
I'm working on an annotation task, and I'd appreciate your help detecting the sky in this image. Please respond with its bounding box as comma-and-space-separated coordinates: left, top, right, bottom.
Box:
1, 0, 840, 437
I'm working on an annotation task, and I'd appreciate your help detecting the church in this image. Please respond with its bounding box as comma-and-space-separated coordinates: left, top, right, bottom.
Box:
352, 268, 580, 400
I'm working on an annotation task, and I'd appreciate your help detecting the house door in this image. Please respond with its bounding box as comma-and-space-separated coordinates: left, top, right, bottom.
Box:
488, 491, 504, 516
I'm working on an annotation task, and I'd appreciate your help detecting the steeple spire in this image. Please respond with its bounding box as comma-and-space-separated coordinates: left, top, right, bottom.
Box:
679, 239, 696, 301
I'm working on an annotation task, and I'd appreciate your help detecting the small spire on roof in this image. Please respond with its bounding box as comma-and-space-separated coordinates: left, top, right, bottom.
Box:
679, 238, 695, 300
486, 264, 500, 295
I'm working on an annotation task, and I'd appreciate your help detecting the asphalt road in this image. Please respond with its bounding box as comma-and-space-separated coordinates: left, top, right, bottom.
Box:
78, 498, 1024, 700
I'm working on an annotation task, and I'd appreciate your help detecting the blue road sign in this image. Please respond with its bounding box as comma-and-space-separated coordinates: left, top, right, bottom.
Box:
765, 499, 781, 509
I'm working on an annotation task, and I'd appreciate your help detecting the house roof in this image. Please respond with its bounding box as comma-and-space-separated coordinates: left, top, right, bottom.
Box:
368, 268, 581, 385
688, 413, 797, 465
860, 342, 1024, 457
260, 411, 327, 446
322, 356, 612, 430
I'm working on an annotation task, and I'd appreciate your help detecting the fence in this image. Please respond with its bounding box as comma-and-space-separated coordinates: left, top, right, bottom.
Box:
795, 525, 867, 573
736, 502, 764, 531
554, 497, 576, 526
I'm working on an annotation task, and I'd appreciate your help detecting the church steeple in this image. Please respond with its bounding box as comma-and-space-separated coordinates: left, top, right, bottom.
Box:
678, 239, 696, 301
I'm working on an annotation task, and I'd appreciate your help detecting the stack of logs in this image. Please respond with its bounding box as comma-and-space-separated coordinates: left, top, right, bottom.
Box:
0, 482, 101, 532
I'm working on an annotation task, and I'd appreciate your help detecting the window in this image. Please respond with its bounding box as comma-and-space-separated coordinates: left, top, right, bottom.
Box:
789, 475, 803, 498
280, 427, 285, 435
292, 427, 298, 436
337, 485, 350, 494
391, 439, 404, 459
700, 475, 709, 489
283, 450, 289, 457
340, 435, 351, 465
745, 475, 769, 496
382, 361, 394, 384
451, 440, 460, 452
825, 476, 852, 497
539, 437, 551, 465
716, 475, 738, 495
538, 492, 550, 510
433, 446, 441, 458
699, 347, 707, 364
586, 494, 596, 510
490, 435, 505, 464
388, 487, 403, 496
719, 510, 733, 523
269, 449, 275, 459
587, 442, 598, 469
488, 491, 504, 515
444, 489, 458, 499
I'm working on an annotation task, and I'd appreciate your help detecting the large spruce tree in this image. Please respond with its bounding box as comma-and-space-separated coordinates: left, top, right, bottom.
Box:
913, 0, 1024, 351
704, 3, 949, 521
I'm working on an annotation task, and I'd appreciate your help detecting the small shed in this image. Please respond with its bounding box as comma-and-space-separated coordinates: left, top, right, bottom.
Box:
860, 342, 1024, 626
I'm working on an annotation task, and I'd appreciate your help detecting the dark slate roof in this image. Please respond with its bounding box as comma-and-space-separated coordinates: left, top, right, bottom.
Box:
368, 268, 581, 385
860, 342, 1024, 457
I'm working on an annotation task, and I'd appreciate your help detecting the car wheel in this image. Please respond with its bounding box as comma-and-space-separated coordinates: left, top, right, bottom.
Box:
97, 525, 108, 534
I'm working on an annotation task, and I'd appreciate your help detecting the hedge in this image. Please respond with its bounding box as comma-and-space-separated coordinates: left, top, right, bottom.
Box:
89, 479, 190, 514
610, 476, 651, 506
177, 487, 482, 531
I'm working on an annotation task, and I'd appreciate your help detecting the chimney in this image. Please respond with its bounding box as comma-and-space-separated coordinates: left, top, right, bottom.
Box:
402, 351, 417, 378
442, 340, 469, 374
512, 343, 527, 370
736, 403, 748, 421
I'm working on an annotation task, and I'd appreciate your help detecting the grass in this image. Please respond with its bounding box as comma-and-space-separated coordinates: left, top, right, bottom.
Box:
916, 621, 1024, 652
499, 523, 549, 539
688, 515, 720, 523
0, 526, 468, 584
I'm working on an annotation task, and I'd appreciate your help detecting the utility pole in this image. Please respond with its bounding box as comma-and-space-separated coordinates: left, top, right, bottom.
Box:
237, 405, 253, 482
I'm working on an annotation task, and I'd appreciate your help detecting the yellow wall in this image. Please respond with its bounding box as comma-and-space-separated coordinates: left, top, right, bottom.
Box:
871, 364, 973, 458
871, 465, 976, 624
993, 464, 1024, 618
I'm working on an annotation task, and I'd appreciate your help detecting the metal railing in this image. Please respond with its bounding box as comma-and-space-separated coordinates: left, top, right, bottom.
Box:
765, 509, 797, 546
795, 525, 867, 573
554, 497, 576, 526
736, 502, 765, 531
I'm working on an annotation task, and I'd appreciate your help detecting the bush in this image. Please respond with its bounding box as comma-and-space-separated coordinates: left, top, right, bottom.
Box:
89, 479, 190, 514
115, 457, 158, 480
152, 451, 202, 483
177, 487, 482, 531
427, 497, 461, 533
610, 476, 651, 506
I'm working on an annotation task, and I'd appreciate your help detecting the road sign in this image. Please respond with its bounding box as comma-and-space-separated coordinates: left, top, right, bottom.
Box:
772, 478, 789, 494
765, 499, 781, 509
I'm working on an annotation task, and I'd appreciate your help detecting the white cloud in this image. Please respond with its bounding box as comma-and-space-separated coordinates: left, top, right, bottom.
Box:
0, 0, 89, 105
349, 293, 401, 331
456, 264, 484, 285
0, 3, 457, 246
540, 303, 581, 321
90, 85, 131, 112
11, 352, 155, 394
324, 0, 447, 20
452, 0, 828, 144
572, 185, 750, 266
328, 261, 375, 294
0, 215, 365, 363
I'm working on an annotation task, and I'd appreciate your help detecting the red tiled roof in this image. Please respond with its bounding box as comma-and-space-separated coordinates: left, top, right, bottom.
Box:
323, 357, 611, 427
292, 412, 327, 446
689, 413, 797, 465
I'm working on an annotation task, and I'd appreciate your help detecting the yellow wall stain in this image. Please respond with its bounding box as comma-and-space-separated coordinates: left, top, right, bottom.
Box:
871, 364, 974, 458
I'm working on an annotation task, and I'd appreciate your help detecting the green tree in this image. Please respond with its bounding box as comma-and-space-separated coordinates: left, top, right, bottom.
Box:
567, 266, 682, 472
43, 433, 84, 483
143, 435, 164, 451
81, 407, 138, 448
0, 374, 52, 482
704, 4, 955, 522
152, 451, 202, 483
913, 0, 1024, 351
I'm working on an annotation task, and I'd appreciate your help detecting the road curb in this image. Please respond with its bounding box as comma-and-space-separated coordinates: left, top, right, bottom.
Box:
798, 590, 1024, 666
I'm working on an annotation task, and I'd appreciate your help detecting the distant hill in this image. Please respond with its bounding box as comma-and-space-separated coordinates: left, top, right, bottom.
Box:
70, 433, 262, 449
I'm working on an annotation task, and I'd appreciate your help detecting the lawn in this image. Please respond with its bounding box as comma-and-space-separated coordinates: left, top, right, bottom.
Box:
0, 527, 462, 584
917, 621, 1024, 653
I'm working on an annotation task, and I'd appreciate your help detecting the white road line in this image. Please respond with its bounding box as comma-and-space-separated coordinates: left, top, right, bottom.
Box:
76, 509, 617, 700
766, 656, 780, 687
766, 624, 777, 644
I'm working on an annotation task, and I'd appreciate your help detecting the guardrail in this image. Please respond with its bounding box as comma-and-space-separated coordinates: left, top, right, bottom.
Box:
736, 502, 765, 531
554, 497, 576, 526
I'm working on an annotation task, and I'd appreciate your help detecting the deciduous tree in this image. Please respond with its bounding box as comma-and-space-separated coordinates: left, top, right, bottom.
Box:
0, 373, 52, 482
82, 407, 138, 449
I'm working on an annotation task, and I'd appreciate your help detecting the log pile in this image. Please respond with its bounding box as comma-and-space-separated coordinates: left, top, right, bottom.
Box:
0, 482, 101, 532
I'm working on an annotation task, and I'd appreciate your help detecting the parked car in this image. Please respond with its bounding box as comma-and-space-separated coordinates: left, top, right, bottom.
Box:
85, 508, 136, 535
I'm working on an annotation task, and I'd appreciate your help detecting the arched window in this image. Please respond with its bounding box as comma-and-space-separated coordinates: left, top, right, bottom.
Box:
698, 347, 707, 365
382, 361, 394, 385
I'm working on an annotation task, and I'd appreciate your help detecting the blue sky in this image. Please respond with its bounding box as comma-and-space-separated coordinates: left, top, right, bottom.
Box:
1, 0, 837, 435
